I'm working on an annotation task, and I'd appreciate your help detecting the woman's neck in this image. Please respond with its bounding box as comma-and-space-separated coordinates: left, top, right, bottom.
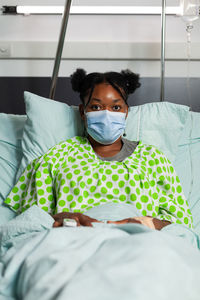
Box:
88, 136, 123, 157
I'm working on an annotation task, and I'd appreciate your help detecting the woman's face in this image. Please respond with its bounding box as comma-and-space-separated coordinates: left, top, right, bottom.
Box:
79, 83, 128, 121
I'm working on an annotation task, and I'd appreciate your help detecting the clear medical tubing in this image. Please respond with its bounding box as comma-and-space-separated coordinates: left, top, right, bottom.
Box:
186, 25, 195, 204
160, 0, 166, 102
49, 0, 72, 100
177, 1, 200, 204
180, 1, 200, 202
186, 24, 193, 108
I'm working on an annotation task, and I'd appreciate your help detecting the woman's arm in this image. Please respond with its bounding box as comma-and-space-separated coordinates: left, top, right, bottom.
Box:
4, 142, 63, 215
151, 147, 193, 229
52, 212, 101, 227
107, 216, 171, 230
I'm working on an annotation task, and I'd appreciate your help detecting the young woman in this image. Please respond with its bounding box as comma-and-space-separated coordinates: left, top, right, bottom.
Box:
4, 69, 193, 231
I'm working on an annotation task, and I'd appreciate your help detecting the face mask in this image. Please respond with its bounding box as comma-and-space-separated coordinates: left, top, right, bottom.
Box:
85, 110, 126, 145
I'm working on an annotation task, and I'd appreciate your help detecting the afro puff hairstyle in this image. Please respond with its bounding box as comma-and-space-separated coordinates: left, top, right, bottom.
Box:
70, 68, 141, 106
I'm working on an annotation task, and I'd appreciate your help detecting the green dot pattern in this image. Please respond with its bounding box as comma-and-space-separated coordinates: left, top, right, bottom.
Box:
4, 136, 193, 229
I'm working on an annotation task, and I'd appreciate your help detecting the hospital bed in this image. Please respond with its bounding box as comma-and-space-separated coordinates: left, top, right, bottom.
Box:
0, 1, 200, 299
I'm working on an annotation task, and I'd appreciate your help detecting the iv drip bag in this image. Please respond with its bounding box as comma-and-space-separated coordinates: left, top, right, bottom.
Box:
179, 0, 200, 23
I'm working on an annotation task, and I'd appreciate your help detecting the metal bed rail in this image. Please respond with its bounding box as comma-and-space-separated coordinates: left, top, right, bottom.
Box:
49, 0, 72, 100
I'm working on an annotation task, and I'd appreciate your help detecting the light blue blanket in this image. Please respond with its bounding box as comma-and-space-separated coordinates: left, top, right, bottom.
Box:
0, 203, 200, 300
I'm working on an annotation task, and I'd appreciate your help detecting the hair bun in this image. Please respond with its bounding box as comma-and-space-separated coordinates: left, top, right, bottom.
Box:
120, 69, 141, 94
70, 68, 87, 93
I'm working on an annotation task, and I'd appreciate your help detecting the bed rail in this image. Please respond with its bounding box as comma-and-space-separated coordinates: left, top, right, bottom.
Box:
49, 0, 72, 99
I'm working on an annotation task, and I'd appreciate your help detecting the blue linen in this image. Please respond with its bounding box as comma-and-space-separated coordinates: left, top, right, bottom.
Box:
0, 204, 200, 300
126, 101, 190, 163
0, 114, 26, 225
174, 112, 200, 235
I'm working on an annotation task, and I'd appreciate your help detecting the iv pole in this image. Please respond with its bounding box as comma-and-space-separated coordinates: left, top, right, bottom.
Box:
49, 0, 72, 99
160, 0, 166, 102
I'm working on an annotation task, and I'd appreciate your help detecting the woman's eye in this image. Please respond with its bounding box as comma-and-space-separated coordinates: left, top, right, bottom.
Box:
91, 105, 101, 110
113, 105, 121, 111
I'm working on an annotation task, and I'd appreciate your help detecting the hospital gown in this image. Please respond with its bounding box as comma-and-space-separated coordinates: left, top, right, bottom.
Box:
4, 136, 193, 229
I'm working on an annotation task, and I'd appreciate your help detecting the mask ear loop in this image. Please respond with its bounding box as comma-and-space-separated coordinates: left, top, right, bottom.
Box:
83, 111, 88, 138
123, 106, 129, 138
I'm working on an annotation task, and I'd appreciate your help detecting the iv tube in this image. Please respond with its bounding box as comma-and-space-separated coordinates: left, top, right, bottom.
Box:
182, 30, 197, 206
180, 0, 200, 108
185, 24, 194, 206
186, 23, 192, 108
179, 0, 200, 204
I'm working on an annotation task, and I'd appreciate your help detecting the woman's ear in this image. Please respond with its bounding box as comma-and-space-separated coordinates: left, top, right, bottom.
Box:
79, 104, 85, 121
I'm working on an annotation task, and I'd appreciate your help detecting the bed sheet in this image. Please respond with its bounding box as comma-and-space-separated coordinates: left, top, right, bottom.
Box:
0, 203, 200, 300
0, 114, 25, 225
174, 112, 200, 235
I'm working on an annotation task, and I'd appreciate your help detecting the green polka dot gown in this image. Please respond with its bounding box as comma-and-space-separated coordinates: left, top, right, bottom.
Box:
5, 136, 193, 229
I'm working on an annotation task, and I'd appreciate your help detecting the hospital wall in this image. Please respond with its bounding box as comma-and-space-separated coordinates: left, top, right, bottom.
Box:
1, 0, 200, 112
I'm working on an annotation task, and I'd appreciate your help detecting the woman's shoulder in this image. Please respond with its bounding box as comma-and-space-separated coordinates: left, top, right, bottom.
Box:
137, 141, 159, 151
138, 141, 168, 156
43, 136, 87, 156
27, 136, 89, 171
57, 135, 86, 146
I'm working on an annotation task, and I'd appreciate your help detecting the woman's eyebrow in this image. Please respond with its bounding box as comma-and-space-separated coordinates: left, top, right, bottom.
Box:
91, 98, 122, 103
91, 98, 102, 102
113, 99, 122, 103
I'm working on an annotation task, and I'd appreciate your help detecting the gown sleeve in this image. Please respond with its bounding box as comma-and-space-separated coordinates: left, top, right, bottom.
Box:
149, 146, 194, 229
4, 141, 69, 215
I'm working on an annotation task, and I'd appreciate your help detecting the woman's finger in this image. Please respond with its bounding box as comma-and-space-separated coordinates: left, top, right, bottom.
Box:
107, 218, 142, 225
86, 216, 102, 223
127, 219, 141, 224
53, 220, 63, 227
84, 220, 93, 227
90, 219, 103, 223
73, 216, 81, 226
107, 219, 128, 224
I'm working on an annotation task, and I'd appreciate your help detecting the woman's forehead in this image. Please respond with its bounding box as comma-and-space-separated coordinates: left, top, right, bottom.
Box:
91, 83, 124, 101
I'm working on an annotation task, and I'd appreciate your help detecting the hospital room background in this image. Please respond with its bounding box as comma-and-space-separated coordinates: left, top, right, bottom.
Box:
1, 0, 200, 113
1, 1, 200, 299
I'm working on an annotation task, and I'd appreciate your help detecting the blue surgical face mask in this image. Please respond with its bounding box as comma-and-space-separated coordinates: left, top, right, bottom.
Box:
85, 110, 127, 145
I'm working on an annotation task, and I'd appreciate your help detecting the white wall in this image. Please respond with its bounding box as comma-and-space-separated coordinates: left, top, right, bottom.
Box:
0, 0, 200, 77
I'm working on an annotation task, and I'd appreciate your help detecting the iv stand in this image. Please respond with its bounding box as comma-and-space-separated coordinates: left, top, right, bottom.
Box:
49, 0, 72, 99
160, 0, 166, 102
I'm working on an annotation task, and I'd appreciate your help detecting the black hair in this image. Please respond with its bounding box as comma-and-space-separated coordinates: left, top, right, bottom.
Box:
70, 68, 141, 107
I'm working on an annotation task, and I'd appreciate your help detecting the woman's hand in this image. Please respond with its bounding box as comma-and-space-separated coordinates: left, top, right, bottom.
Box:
107, 216, 171, 230
52, 212, 102, 227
